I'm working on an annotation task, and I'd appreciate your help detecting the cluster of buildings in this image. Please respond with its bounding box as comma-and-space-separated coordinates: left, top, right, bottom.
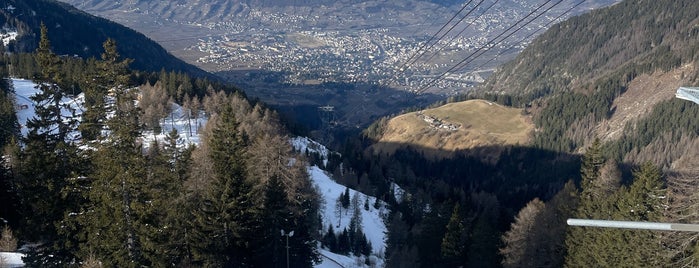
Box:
186, 4, 561, 94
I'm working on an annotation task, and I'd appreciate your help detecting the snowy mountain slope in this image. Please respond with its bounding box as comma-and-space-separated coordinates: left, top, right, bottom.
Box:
309, 166, 388, 267
292, 137, 390, 267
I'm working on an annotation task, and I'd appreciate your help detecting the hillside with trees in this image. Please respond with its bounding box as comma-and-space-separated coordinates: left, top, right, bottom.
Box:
0, 20, 325, 266
338, 0, 699, 266
474, 0, 699, 162
0, 0, 211, 77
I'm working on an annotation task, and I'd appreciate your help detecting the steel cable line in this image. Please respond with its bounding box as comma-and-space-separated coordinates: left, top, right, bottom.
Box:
416, 0, 562, 94
415, 0, 563, 94
401, 0, 487, 68
472, 0, 587, 72
447, 0, 565, 73
423, 0, 501, 64
386, 0, 477, 86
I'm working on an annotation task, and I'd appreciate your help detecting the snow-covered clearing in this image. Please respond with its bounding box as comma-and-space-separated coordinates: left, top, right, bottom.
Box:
12, 78, 206, 148
141, 103, 208, 149
12, 78, 84, 139
291, 136, 335, 167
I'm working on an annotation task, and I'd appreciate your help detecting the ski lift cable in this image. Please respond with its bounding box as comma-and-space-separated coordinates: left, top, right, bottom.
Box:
447, 0, 565, 74
414, 0, 562, 94
471, 0, 587, 72
402, 0, 488, 70
423, 0, 501, 65
386, 0, 478, 87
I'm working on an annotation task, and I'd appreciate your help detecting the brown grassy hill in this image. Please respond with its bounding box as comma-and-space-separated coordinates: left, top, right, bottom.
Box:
369, 100, 533, 160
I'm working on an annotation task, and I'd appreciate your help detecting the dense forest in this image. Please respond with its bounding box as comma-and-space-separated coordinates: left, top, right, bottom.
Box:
0, 0, 211, 77
0, 24, 324, 267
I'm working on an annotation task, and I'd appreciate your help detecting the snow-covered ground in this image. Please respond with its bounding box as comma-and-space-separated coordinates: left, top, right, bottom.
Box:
0, 252, 25, 268
309, 166, 388, 267
291, 136, 335, 167
12, 78, 84, 139
12, 78, 206, 148
293, 137, 389, 268
141, 103, 207, 149
1, 28, 17, 46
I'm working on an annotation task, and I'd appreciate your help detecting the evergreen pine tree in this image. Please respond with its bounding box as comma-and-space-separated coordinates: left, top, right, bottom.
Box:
84, 133, 148, 267
188, 103, 255, 267
342, 187, 350, 209
79, 39, 162, 266
79, 38, 132, 140
338, 228, 350, 254
255, 174, 291, 268
323, 225, 338, 252
441, 203, 466, 265
18, 22, 81, 266
579, 138, 605, 206
141, 142, 186, 265
287, 171, 321, 267
613, 162, 666, 267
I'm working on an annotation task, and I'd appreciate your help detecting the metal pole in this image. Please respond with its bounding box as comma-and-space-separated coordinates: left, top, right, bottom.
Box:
567, 219, 699, 232
282, 229, 293, 268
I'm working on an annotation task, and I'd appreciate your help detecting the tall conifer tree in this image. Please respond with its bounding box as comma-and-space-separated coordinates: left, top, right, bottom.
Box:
188, 104, 255, 266
19, 22, 80, 266
79, 38, 132, 140
80, 39, 156, 266
255, 174, 291, 268
441, 204, 466, 265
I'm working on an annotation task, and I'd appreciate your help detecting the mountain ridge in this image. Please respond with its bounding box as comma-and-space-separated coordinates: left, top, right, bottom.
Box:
1, 0, 213, 77
481, 0, 699, 98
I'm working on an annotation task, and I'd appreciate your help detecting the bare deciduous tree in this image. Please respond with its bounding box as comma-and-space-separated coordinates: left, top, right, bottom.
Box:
500, 198, 545, 268
0, 225, 17, 251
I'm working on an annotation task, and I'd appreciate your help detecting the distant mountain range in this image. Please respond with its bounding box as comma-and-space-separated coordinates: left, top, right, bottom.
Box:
62, 0, 617, 24
0, 0, 212, 77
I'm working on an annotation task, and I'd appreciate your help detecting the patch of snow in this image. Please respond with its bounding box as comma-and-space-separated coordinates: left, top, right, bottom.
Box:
12, 78, 207, 148
141, 102, 208, 149
293, 136, 389, 267
1, 27, 18, 46
291, 136, 338, 167
12, 78, 84, 139
391, 182, 405, 203
317, 248, 365, 268
0, 252, 25, 268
